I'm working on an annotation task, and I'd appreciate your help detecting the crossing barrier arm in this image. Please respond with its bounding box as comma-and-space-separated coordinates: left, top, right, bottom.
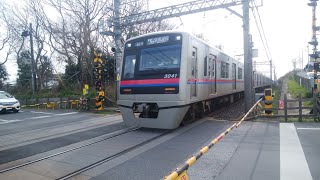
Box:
164, 98, 263, 180
236, 98, 263, 127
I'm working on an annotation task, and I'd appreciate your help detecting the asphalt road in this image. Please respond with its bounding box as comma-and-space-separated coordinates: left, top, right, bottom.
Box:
0, 110, 319, 180
0, 109, 125, 164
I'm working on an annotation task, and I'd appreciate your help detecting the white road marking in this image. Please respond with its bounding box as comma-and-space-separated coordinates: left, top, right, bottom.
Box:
30, 111, 54, 115
26, 115, 51, 119
54, 112, 78, 116
297, 128, 320, 130
0, 119, 22, 124
280, 123, 313, 180
0, 111, 79, 124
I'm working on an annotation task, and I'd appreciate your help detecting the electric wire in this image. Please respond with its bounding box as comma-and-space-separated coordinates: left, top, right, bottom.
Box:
253, 0, 272, 59
250, 0, 272, 60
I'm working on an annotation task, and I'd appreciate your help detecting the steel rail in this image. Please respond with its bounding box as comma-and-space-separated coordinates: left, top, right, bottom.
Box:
0, 127, 139, 173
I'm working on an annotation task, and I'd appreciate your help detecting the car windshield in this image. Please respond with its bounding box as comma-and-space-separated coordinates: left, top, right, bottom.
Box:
0, 92, 13, 99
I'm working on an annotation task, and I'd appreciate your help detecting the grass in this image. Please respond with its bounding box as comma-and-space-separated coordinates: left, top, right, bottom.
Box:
280, 117, 319, 122
287, 77, 309, 98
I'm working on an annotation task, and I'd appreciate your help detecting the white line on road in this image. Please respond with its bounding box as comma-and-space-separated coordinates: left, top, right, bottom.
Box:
26, 115, 52, 120
30, 111, 54, 115
0, 112, 79, 124
280, 123, 313, 180
54, 112, 78, 116
0, 119, 22, 124
297, 128, 320, 130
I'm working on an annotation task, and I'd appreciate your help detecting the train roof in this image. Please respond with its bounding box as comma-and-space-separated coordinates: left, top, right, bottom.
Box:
126, 30, 235, 58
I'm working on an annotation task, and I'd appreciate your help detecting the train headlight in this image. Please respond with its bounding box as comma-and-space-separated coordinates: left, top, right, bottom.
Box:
127, 43, 132, 48
176, 36, 181, 41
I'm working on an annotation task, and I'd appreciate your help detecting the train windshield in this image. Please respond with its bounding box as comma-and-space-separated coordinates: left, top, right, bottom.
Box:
139, 44, 181, 71
122, 44, 182, 80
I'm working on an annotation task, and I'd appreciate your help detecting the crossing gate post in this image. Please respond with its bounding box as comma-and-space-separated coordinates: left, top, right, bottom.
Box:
264, 88, 273, 115
284, 94, 288, 122
299, 94, 302, 122
94, 49, 105, 110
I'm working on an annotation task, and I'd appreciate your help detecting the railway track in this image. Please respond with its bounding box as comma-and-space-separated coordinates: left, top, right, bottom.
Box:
0, 127, 139, 173
0, 127, 174, 179
0, 102, 243, 179
58, 129, 174, 180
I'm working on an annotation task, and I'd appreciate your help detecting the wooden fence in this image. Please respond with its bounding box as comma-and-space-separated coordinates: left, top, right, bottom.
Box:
259, 93, 320, 122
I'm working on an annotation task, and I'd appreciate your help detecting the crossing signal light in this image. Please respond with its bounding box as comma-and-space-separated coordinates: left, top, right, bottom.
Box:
309, 40, 318, 46
309, 53, 319, 59
308, 0, 318, 6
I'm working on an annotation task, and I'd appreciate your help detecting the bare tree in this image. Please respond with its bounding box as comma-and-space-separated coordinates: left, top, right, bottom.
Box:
40, 0, 111, 87
292, 58, 298, 73
0, 0, 55, 89
0, 2, 20, 66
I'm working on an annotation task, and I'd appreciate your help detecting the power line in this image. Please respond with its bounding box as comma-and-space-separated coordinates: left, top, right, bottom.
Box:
250, 0, 272, 60
253, 0, 272, 59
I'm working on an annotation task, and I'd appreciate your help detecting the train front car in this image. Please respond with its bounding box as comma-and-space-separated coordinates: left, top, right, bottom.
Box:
117, 32, 188, 129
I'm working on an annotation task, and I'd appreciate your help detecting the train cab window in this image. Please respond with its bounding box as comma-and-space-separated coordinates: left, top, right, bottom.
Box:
140, 44, 181, 71
204, 56, 208, 76
123, 55, 136, 79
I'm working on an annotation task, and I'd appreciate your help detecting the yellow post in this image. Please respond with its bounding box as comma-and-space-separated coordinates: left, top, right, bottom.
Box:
264, 88, 273, 115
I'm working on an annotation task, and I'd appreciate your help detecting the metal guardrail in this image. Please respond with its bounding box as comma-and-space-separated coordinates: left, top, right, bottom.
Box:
163, 98, 263, 180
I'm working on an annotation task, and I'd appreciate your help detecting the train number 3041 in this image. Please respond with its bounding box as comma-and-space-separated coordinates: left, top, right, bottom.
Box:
164, 74, 178, 78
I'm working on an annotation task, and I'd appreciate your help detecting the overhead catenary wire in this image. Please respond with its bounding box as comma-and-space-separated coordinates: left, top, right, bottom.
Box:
250, 0, 272, 61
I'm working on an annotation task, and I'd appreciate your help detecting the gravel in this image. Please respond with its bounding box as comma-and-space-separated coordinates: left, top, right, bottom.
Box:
211, 100, 245, 120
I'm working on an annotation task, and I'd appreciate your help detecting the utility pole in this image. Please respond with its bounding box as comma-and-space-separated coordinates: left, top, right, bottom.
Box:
29, 23, 37, 95
270, 59, 273, 88
243, 0, 253, 112
114, 0, 121, 101
308, 0, 319, 121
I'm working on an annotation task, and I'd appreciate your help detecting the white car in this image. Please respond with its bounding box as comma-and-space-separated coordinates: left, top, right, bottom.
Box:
0, 91, 20, 113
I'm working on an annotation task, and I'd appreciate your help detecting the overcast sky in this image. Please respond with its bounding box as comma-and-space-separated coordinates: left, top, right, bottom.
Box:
150, 0, 312, 78
2, 0, 314, 82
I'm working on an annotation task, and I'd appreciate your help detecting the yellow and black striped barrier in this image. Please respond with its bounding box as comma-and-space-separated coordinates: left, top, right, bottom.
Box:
263, 88, 273, 115
21, 100, 80, 110
164, 98, 263, 180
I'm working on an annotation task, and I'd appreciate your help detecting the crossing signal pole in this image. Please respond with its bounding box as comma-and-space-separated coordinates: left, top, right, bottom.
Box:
243, 0, 254, 112
308, 0, 319, 120
94, 50, 105, 110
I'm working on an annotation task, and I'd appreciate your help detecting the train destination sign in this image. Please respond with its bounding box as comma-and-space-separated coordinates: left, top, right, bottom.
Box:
147, 36, 169, 45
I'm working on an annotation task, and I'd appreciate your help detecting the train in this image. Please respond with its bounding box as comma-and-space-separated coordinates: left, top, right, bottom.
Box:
117, 31, 271, 129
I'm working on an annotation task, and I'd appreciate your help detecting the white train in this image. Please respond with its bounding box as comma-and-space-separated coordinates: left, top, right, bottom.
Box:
117, 31, 270, 129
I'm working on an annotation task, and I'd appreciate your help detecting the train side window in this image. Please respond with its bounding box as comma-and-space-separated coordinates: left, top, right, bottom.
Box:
204, 56, 207, 76
212, 58, 215, 78
221, 63, 225, 78
221, 62, 229, 78
226, 63, 229, 78
208, 57, 211, 76
238, 67, 243, 79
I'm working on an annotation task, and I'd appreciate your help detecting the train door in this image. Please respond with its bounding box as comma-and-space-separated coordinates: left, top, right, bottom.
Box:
191, 47, 197, 98
232, 63, 236, 90
210, 54, 216, 94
